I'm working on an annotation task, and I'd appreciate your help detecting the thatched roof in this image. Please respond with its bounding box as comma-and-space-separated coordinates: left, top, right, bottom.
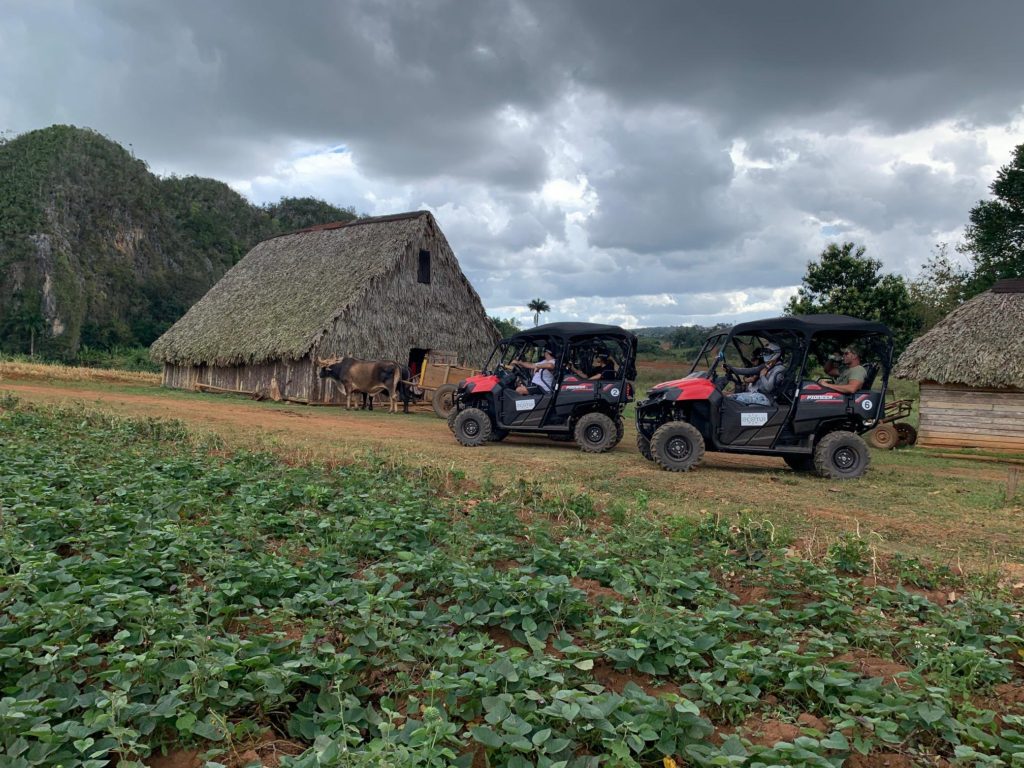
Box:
151, 211, 486, 366
895, 279, 1024, 388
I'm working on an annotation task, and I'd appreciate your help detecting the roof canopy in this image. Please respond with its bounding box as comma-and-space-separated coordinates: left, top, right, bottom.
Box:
895, 283, 1024, 388
151, 211, 469, 366
729, 314, 893, 338
508, 322, 638, 346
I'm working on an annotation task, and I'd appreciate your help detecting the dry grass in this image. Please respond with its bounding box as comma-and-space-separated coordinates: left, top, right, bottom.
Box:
0, 360, 160, 385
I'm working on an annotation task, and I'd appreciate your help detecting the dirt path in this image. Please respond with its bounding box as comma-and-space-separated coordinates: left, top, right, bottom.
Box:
3, 376, 1021, 567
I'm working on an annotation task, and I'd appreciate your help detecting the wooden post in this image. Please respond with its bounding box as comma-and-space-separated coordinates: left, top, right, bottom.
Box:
1008, 467, 1021, 503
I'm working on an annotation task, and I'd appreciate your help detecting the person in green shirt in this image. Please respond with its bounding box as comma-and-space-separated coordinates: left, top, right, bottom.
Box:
816, 346, 867, 394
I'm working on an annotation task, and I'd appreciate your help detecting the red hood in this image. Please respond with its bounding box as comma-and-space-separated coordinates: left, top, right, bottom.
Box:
650, 376, 715, 400
461, 373, 499, 393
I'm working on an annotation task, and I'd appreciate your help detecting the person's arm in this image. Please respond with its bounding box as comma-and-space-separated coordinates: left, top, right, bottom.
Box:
817, 378, 862, 394
727, 363, 765, 377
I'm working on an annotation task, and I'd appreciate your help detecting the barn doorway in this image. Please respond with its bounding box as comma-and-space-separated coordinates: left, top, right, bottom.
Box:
408, 348, 428, 377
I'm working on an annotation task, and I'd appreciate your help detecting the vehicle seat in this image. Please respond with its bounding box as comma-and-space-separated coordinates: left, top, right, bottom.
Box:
861, 362, 879, 390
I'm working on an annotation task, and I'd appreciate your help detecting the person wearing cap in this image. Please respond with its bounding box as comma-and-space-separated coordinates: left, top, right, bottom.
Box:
513, 347, 557, 395
817, 346, 866, 394
727, 342, 785, 406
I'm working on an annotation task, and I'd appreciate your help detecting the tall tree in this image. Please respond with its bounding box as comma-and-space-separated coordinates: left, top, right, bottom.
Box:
908, 243, 971, 331
489, 315, 521, 338
528, 298, 550, 327
786, 242, 921, 351
960, 143, 1024, 293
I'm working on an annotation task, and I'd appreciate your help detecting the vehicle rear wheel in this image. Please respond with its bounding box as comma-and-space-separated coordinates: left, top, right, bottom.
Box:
650, 421, 705, 472
813, 431, 870, 479
636, 432, 653, 461
895, 423, 918, 448
432, 384, 458, 419
453, 407, 493, 447
783, 454, 815, 472
574, 412, 617, 453
866, 423, 899, 450
612, 417, 625, 447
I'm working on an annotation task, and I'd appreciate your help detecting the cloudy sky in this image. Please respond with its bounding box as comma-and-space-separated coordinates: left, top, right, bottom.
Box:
2, 1, 1023, 328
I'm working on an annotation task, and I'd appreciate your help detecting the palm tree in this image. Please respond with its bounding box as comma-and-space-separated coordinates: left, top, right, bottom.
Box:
528, 298, 550, 327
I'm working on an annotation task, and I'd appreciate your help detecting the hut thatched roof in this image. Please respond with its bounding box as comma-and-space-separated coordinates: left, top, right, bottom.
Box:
151, 211, 485, 366
894, 279, 1024, 388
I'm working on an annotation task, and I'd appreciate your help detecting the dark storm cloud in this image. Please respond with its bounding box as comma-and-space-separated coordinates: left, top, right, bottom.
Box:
2, 0, 1023, 323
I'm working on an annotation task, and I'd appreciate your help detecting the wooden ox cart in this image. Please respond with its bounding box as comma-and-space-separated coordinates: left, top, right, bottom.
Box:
408, 350, 479, 418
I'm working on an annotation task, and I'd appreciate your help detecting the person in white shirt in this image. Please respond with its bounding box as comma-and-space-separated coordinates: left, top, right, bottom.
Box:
513, 347, 557, 395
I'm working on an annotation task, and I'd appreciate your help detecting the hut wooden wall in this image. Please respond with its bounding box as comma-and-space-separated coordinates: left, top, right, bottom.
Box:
918, 382, 1024, 451
314, 218, 498, 367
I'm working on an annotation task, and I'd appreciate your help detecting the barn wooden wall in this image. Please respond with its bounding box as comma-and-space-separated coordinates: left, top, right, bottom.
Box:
162, 357, 349, 404
918, 382, 1024, 451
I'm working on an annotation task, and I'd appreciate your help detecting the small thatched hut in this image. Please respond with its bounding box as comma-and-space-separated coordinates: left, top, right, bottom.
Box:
895, 278, 1024, 451
150, 211, 499, 403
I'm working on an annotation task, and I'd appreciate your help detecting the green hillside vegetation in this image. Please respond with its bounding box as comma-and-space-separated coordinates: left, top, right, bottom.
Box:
0, 125, 356, 359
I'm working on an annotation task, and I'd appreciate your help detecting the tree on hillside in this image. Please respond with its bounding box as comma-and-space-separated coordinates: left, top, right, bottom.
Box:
528, 298, 550, 327
908, 243, 971, 332
960, 142, 1024, 293
786, 242, 920, 351
489, 315, 521, 338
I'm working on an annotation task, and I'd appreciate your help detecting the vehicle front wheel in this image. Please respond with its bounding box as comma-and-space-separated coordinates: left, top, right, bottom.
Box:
813, 431, 870, 479
453, 407, 493, 447
650, 421, 705, 472
574, 412, 617, 453
636, 432, 653, 461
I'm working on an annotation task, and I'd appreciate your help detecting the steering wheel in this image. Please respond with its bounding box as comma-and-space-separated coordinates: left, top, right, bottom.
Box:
720, 363, 745, 391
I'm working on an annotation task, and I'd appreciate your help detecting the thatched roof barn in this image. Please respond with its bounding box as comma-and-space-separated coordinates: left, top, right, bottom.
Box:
151, 211, 499, 404
895, 278, 1024, 451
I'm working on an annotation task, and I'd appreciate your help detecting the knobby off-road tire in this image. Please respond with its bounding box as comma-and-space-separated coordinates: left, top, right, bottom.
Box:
866, 423, 899, 450
636, 432, 653, 461
650, 421, 705, 472
453, 407, 493, 447
432, 384, 458, 419
574, 412, 617, 453
813, 431, 870, 479
783, 454, 815, 472
612, 417, 625, 447
895, 423, 918, 448
447, 408, 459, 433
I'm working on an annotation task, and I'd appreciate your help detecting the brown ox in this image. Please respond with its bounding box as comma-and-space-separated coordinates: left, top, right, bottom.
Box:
317, 356, 404, 413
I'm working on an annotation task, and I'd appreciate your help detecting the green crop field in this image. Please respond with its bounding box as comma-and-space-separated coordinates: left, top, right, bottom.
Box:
1, 397, 1022, 767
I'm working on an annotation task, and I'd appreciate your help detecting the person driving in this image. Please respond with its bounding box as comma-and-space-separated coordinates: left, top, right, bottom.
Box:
513, 347, 557, 395
817, 346, 866, 394
727, 342, 785, 406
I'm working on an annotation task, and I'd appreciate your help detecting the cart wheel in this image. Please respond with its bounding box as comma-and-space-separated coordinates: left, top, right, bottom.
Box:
895, 423, 918, 447
866, 423, 899, 450
432, 384, 458, 419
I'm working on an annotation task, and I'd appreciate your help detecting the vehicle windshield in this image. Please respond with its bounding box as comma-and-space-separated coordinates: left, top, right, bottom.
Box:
689, 333, 727, 376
